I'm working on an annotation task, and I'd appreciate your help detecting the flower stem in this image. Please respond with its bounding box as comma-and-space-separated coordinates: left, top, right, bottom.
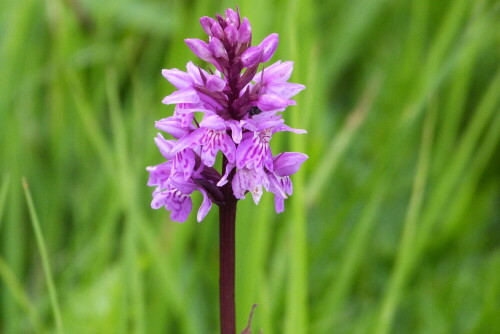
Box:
219, 158, 237, 334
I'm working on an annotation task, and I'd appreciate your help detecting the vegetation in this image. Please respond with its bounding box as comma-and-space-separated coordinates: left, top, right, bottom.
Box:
1, 0, 499, 332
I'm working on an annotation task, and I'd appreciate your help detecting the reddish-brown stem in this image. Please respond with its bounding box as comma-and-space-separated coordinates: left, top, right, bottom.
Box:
219, 158, 237, 334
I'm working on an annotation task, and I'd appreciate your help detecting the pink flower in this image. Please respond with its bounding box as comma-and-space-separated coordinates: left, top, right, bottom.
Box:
147, 8, 307, 222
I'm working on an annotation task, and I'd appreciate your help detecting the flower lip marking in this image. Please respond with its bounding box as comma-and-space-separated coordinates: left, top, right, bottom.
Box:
248, 106, 262, 116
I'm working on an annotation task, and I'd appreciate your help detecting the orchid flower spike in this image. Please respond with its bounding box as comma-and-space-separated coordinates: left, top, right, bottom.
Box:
147, 8, 307, 222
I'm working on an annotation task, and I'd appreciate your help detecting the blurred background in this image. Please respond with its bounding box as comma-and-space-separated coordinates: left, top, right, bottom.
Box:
1, 0, 500, 333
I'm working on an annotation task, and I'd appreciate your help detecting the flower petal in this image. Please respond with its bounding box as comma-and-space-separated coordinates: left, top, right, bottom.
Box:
155, 117, 192, 139
217, 163, 235, 187
154, 133, 176, 159
227, 120, 243, 144
200, 115, 226, 130
218, 132, 237, 164
162, 87, 200, 105
197, 190, 213, 222
231, 168, 265, 203
275, 124, 307, 134
171, 128, 206, 154
147, 162, 172, 187
235, 134, 270, 170
185, 39, 214, 63
255, 61, 293, 83
257, 94, 288, 111
274, 196, 285, 213
224, 24, 238, 45
175, 149, 196, 180
241, 46, 262, 68
166, 191, 192, 222
266, 82, 305, 99
209, 37, 227, 59
273, 152, 308, 176
162, 69, 193, 89
259, 33, 279, 63
201, 143, 218, 167
225, 8, 240, 26
238, 17, 252, 43
206, 75, 226, 92
200, 16, 217, 36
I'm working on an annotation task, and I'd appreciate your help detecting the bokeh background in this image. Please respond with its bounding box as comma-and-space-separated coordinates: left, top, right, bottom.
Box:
1, 0, 500, 333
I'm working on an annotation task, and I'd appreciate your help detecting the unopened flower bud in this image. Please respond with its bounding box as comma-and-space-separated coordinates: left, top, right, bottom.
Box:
185, 39, 214, 63
240, 46, 262, 67
238, 18, 252, 43
259, 33, 279, 63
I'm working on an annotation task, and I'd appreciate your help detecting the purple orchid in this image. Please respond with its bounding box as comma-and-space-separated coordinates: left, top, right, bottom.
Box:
147, 8, 308, 222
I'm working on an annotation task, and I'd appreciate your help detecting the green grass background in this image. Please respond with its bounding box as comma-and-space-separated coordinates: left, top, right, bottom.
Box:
1, 0, 500, 333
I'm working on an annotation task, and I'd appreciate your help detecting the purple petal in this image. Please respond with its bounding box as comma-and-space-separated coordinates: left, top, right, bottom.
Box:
240, 46, 262, 68
225, 8, 240, 26
174, 149, 196, 180
146, 162, 172, 187
175, 103, 215, 115
186, 61, 204, 83
218, 132, 237, 164
211, 22, 224, 40
224, 24, 238, 45
231, 168, 266, 204
200, 16, 217, 36
161, 69, 193, 89
162, 87, 200, 104
266, 82, 305, 99
275, 124, 307, 134
169, 172, 198, 194
235, 135, 269, 169
209, 37, 227, 59
238, 17, 252, 43
267, 173, 288, 199
155, 117, 192, 139
200, 144, 218, 167
200, 115, 226, 130
217, 163, 235, 187
273, 152, 308, 176
171, 128, 206, 154
197, 190, 213, 222
151, 189, 167, 209
154, 133, 176, 159
257, 94, 288, 111
173, 107, 196, 126
227, 120, 243, 144
166, 190, 192, 222
235, 136, 257, 169
206, 76, 226, 92
259, 33, 279, 63
274, 196, 285, 213
185, 39, 214, 63
256, 61, 293, 83
250, 117, 283, 132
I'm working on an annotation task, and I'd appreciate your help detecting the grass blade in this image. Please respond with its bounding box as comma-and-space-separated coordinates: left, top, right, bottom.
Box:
22, 178, 64, 334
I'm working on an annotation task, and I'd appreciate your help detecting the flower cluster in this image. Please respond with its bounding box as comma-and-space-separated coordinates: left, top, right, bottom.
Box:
147, 8, 308, 222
